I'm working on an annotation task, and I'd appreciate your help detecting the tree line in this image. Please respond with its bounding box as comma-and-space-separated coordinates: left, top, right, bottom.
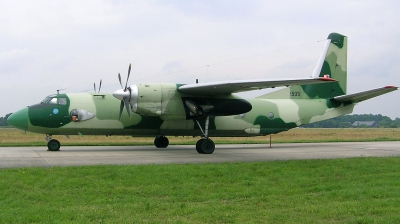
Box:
302, 114, 400, 128
1, 113, 399, 128
0, 113, 12, 127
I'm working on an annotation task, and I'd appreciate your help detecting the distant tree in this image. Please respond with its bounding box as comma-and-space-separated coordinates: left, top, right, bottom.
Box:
338, 122, 352, 128
378, 117, 393, 128
393, 118, 400, 128
0, 113, 12, 126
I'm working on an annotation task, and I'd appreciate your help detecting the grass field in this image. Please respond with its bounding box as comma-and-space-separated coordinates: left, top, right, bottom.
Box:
1, 128, 400, 146
1, 128, 400, 223
1, 158, 400, 223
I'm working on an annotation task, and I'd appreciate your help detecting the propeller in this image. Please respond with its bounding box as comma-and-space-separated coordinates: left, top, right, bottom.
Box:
113, 64, 133, 121
94, 79, 102, 93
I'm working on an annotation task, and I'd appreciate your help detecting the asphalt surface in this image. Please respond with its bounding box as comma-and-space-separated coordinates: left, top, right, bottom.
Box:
1, 142, 399, 168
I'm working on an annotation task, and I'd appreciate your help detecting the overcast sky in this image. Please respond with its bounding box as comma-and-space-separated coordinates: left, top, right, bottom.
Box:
1, 0, 399, 119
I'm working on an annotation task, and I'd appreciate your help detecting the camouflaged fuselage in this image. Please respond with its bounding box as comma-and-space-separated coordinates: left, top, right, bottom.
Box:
21, 84, 355, 137
10, 33, 359, 138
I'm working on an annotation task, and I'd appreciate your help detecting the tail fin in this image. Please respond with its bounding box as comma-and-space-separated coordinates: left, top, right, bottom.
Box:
303, 33, 347, 98
258, 33, 347, 100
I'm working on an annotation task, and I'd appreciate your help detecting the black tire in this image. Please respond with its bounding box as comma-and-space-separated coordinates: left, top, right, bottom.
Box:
196, 139, 215, 154
196, 139, 205, 153
159, 136, 169, 148
47, 139, 61, 151
154, 137, 160, 147
154, 136, 169, 148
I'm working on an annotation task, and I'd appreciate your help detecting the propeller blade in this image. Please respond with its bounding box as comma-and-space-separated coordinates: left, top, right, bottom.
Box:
118, 73, 123, 89
116, 63, 133, 121
123, 97, 131, 118
99, 79, 102, 93
94, 83, 96, 93
118, 100, 124, 121
125, 63, 131, 91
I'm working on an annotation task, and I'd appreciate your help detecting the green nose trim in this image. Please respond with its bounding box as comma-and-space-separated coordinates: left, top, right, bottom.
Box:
7, 107, 29, 131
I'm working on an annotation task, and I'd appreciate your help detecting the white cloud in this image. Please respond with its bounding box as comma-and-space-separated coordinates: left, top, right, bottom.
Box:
1, 0, 400, 119
0, 0, 123, 40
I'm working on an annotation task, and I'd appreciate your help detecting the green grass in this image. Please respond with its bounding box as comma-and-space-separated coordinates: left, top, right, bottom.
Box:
1, 157, 400, 223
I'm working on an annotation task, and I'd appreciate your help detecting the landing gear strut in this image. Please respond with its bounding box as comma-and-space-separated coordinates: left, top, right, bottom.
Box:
195, 116, 215, 154
154, 136, 169, 148
46, 135, 60, 151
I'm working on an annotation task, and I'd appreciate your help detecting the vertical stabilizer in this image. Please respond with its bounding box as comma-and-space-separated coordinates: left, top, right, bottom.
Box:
303, 33, 347, 98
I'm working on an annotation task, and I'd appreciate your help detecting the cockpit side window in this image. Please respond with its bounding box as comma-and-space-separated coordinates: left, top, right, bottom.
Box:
58, 98, 67, 105
49, 98, 58, 104
41, 95, 57, 104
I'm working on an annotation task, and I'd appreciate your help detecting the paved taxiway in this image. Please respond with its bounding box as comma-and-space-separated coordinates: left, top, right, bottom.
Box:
1, 142, 399, 168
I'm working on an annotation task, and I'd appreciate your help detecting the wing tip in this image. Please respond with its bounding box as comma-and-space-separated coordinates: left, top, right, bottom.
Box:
318, 77, 337, 82
385, 86, 398, 89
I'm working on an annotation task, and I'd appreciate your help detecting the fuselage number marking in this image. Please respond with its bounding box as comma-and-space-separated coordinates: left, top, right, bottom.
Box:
290, 91, 301, 97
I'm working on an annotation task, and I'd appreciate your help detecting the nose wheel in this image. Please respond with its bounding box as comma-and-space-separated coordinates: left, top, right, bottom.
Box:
46, 135, 60, 151
47, 139, 61, 151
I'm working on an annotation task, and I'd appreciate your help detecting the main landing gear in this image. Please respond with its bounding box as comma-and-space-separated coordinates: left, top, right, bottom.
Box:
194, 116, 215, 154
46, 135, 60, 151
152, 116, 215, 154
154, 136, 169, 148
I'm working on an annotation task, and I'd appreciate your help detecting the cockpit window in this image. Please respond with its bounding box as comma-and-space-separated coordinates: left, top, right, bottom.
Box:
40, 95, 67, 105
49, 98, 58, 104
41, 96, 56, 104
58, 98, 67, 105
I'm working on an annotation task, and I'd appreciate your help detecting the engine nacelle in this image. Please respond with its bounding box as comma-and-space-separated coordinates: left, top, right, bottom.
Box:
119, 83, 252, 121
128, 83, 187, 120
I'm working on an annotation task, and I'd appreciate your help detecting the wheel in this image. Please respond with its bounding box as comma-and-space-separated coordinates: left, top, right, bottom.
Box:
47, 139, 61, 151
196, 139, 205, 153
196, 138, 215, 154
154, 136, 169, 148
154, 137, 160, 147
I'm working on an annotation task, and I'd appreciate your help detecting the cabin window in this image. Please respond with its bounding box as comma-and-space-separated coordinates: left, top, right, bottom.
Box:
268, 112, 274, 119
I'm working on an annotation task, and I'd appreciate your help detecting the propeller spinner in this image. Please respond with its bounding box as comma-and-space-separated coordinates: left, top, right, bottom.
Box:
113, 64, 138, 121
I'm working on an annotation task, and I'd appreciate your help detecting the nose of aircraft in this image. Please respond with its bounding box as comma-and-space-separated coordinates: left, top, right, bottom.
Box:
7, 107, 29, 131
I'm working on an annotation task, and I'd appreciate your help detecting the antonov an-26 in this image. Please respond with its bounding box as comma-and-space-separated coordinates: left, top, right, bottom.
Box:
7, 33, 398, 154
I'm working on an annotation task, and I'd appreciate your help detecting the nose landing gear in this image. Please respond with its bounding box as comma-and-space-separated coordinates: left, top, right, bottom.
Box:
46, 135, 60, 151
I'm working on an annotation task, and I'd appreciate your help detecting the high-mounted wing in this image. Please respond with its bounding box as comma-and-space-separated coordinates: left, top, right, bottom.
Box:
178, 77, 336, 96
333, 86, 398, 103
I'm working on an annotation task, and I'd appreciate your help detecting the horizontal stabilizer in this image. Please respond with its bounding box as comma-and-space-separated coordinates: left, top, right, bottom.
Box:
333, 86, 398, 103
179, 77, 336, 96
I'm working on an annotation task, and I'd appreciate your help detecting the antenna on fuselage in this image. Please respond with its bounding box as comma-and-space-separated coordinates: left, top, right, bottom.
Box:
57, 89, 66, 95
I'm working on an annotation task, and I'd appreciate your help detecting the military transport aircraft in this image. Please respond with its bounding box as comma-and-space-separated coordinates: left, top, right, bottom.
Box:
7, 33, 398, 154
